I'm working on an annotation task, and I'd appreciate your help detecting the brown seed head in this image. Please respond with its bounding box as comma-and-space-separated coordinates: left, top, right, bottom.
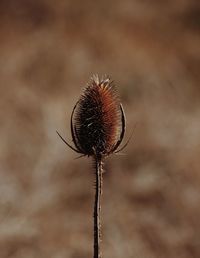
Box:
73, 75, 122, 158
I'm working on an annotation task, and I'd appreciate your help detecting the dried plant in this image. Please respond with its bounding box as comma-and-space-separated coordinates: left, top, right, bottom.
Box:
57, 75, 129, 258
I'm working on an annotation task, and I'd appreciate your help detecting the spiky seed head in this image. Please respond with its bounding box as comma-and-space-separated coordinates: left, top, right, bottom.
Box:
73, 75, 122, 158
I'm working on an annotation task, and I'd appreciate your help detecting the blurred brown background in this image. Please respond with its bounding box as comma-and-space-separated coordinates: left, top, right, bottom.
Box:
0, 0, 200, 257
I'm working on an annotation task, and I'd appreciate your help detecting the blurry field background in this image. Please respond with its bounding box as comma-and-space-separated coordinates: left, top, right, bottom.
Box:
0, 0, 200, 257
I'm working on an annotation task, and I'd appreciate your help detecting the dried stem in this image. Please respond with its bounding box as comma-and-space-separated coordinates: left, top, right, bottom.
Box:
93, 156, 103, 258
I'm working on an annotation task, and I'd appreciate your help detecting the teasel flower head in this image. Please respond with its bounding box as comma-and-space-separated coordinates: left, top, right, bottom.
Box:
57, 75, 127, 160
57, 75, 129, 258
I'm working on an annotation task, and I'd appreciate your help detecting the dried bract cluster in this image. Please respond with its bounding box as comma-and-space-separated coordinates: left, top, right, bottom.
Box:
57, 75, 126, 159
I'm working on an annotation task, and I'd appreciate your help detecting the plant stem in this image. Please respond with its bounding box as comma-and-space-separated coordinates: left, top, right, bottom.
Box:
93, 157, 103, 258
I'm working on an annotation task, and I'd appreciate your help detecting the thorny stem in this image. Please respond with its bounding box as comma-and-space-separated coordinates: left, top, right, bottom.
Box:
93, 156, 103, 258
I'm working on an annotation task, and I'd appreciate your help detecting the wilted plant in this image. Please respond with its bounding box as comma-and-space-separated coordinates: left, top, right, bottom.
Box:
57, 75, 129, 258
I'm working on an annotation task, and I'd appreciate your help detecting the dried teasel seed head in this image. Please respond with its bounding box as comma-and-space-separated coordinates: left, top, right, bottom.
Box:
72, 75, 125, 158
56, 75, 128, 258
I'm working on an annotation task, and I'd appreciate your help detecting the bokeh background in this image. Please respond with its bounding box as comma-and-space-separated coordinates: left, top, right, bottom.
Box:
0, 0, 200, 257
